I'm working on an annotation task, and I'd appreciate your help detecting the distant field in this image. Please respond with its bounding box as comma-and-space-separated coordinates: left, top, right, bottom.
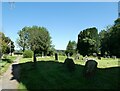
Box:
18, 56, 120, 90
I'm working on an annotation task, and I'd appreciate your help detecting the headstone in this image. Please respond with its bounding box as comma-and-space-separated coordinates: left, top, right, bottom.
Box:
107, 56, 110, 58
83, 59, 98, 78
83, 55, 88, 61
67, 53, 70, 58
55, 53, 58, 61
75, 53, 80, 60
64, 58, 75, 71
93, 53, 97, 57
42, 52, 44, 58
112, 56, 116, 59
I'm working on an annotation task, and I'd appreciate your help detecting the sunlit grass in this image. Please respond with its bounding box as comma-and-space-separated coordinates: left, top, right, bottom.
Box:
18, 55, 120, 90
20, 55, 120, 68
0, 55, 17, 75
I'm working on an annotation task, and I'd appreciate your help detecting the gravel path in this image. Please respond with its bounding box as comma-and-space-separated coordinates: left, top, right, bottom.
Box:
0, 56, 21, 90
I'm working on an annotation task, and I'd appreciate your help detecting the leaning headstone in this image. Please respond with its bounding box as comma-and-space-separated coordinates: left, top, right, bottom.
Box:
83, 59, 98, 78
64, 58, 75, 71
55, 53, 58, 61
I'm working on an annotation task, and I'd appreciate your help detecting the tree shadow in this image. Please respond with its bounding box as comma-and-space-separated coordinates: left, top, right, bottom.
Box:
11, 60, 120, 90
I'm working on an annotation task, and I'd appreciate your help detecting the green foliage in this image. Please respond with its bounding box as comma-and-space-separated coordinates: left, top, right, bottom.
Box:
17, 26, 52, 62
17, 27, 30, 52
77, 27, 99, 56
65, 40, 77, 56
3, 54, 8, 59
28, 26, 51, 53
0, 32, 15, 54
99, 18, 120, 57
114, 18, 120, 25
48, 45, 55, 56
23, 50, 33, 58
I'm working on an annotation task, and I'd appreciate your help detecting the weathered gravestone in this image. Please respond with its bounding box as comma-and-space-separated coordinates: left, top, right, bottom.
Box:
112, 56, 116, 59
83, 55, 88, 61
64, 58, 75, 71
55, 53, 58, 61
93, 53, 97, 57
107, 56, 110, 58
75, 53, 80, 60
83, 59, 98, 78
67, 53, 70, 58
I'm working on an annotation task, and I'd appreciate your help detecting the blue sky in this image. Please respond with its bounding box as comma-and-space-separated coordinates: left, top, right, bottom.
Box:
2, 2, 118, 50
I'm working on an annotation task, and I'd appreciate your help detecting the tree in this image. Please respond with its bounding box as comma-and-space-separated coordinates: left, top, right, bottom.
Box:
48, 45, 55, 56
77, 27, 99, 56
17, 26, 30, 52
65, 40, 77, 56
99, 30, 108, 56
100, 18, 120, 57
0, 32, 15, 55
17, 26, 52, 63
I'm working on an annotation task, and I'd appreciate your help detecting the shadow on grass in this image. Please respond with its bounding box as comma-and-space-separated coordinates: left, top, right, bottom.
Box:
11, 60, 120, 90
2, 59, 13, 63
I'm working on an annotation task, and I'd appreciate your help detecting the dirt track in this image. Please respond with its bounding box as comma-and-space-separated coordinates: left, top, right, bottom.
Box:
0, 56, 21, 90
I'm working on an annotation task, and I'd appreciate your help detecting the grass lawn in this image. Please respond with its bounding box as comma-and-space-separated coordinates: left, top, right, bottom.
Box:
17, 56, 120, 90
0, 55, 17, 75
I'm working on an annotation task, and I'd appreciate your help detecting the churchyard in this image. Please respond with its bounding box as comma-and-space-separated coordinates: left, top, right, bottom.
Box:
17, 55, 120, 90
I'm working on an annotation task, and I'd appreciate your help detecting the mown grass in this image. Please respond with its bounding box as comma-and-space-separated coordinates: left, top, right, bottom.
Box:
0, 55, 17, 75
17, 56, 120, 90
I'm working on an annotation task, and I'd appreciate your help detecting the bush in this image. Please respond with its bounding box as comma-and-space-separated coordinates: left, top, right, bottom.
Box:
23, 50, 33, 58
64, 58, 75, 71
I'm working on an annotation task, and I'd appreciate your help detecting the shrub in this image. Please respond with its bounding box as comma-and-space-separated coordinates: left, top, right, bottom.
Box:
23, 50, 33, 58
83, 60, 98, 78
64, 58, 75, 71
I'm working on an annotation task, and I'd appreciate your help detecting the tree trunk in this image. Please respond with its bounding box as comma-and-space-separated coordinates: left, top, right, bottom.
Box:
33, 51, 37, 63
